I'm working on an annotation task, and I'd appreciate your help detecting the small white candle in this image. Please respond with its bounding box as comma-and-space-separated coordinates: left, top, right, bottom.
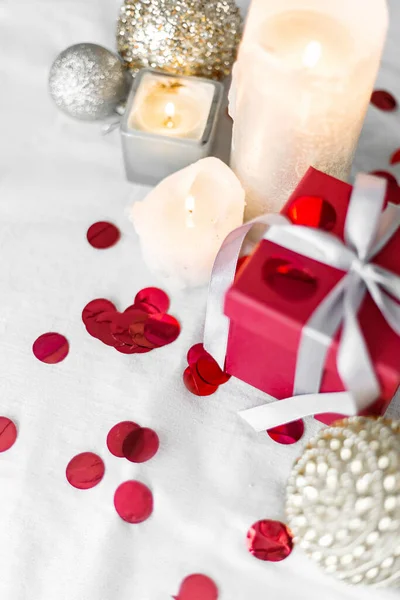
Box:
121, 69, 224, 186
130, 158, 245, 289
230, 0, 388, 220
128, 71, 215, 141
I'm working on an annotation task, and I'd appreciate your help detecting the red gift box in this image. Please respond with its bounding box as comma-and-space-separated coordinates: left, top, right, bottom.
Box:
224, 167, 400, 425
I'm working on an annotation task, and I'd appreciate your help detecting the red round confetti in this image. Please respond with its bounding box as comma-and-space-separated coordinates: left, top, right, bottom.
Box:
66, 452, 105, 490
247, 520, 293, 562
263, 258, 317, 302
390, 149, 400, 166
144, 313, 180, 347
187, 343, 208, 366
125, 302, 159, 315
371, 90, 397, 111
114, 343, 151, 354
107, 421, 140, 458
122, 427, 159, 463
174, 574, 218, 600
135, 287, 170, 313
114, 480, 153, 523
288, 195, 336, 231
267, 419, 305, 445
86, 221, 120, 249
111, 310, 148, 346
33, 332, 69, 364
196, 356, 231, 386
86, 311, 121, 346
0, 417, 17, 452
82, 299, 116, 324
183, 366, 219, 397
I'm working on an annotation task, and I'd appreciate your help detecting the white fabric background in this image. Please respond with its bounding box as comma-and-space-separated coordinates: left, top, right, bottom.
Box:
0, 1, 400, 599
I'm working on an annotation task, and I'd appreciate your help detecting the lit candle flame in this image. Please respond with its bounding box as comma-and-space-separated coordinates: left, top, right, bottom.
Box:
302, 41, 322, 69
185, 194, 195, 228
164, 102, 176, 129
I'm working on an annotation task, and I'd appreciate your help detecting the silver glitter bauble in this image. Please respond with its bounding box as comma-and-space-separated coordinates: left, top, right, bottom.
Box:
116, 0, 243, 81
286, 417, 400, 588
49, 43, 129, 121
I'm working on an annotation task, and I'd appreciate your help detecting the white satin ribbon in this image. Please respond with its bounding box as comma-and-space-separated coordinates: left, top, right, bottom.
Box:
204, 174, 400, 431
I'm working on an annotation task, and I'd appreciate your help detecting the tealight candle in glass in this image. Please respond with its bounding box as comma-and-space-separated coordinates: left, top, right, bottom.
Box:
121, 69, 224, 185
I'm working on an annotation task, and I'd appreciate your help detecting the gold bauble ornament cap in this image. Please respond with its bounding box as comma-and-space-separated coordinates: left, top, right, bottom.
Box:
286, 417, 400, 588
116, 0, 243, 80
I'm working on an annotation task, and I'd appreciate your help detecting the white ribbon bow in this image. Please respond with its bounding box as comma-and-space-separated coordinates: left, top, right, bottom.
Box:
204, 174, 400, 431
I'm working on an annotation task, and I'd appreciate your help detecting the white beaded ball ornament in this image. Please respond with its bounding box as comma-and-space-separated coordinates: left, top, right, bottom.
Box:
286, 417, 400, 588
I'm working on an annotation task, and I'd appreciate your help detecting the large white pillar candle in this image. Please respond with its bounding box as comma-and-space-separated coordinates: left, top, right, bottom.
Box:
130, 158, 245, 289
230, 0, 388, 220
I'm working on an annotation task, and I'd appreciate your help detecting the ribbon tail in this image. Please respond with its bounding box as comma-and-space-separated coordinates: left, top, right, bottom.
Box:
239, 392, 359, 431
337, 274, 380, 409
294, 276, 347, 394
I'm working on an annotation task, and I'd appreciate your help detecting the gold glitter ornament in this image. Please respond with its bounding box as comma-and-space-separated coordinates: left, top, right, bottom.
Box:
116, 0, 243, 81
49, 43, 129, 121
286, 417, 400, 588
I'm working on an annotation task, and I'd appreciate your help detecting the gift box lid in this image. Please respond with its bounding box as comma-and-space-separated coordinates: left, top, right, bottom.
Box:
224, 168, 400, 394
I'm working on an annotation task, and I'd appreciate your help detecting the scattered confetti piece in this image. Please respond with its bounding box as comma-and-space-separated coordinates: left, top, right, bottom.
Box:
390, 148, 400, 165
247, 520, 293, 562
173, 574, 218, 600
86, 221, 120, 249
33, 333, 69, 364
0, 417, 17, 452
114, 480, 153, 523
196, 356, 230, 386
122, 427, 160, 463
135, 287, 170, 313
107, 421, 140, 458
144, 313, 181, 347
371, 90, 397, 111
267, 420, 305, 445
82, 289, 179, 354
183, 366, 219, 397
66, 452, 105, 490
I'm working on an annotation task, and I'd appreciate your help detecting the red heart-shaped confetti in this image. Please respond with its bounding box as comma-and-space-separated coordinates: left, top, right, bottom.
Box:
86, 222, 120, 249
267, 419, 305, 445
173, 574, 218, 600
114, 480, 153, 524
0, 417, 17, 452
66, 452, 105, 490
33, 333, 69, 364
144, 314, 181, 347
371, 90, 397, 111
135, 287, 170, 313
122, 427, 160, 463
107, 421, 140, 458
247, 520, 293, 562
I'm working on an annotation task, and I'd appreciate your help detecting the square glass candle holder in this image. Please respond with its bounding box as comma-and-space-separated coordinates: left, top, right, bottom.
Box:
121, 69, 224, 185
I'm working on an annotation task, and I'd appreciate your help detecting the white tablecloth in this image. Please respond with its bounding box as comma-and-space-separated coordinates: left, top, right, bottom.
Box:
1, 1, 400, 599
